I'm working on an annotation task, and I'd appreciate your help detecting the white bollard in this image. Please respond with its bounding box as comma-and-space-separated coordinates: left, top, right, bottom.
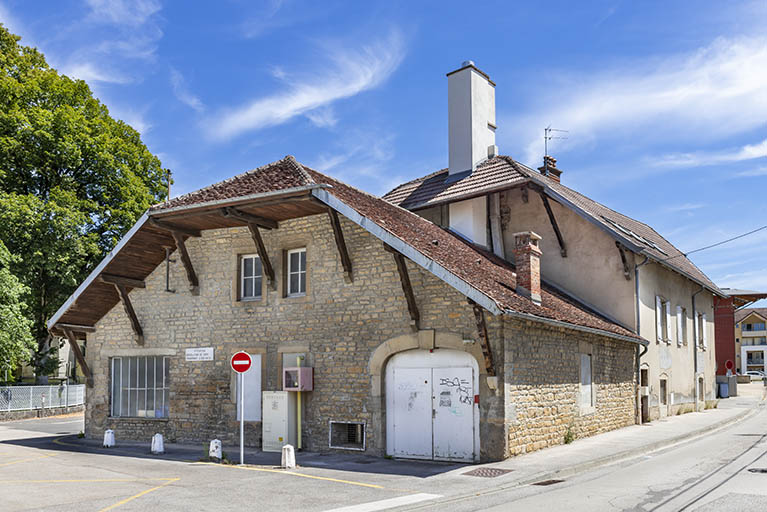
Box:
281, 444, 296, 469
103, 429, 115, 448
151, 433, 164, 454
209, 439, 222, 461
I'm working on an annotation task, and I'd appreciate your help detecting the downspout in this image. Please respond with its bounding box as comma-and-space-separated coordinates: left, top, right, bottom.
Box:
635, 256, 650, 424
692, 286, 705, 411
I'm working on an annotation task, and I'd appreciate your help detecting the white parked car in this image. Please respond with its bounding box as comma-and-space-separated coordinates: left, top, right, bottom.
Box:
744, 371, 766, 381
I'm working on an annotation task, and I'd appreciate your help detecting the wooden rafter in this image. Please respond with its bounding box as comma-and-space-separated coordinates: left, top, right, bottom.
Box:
615, 242, 632, 280
537, 191, 567, 257
384, 244, 419, 330
100, 273, 146, 289
56, 323, 96, 333
327, 208, 353, 282
220, 206, 278, 230
148, 218, 201, 238
469, 300, 496, 376
62, 328, 93, 388
247, 221, 275, 289
108, 281, 144, 345
521, 184, 529, 203
170, 231, 200, 294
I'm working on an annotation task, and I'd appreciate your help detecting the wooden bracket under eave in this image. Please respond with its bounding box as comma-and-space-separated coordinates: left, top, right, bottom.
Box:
220, 206, 278, 230
537, 191, 567, 257
149, 217, 201, 295
383, 243, 419, 331
247, 221, 276, 290
469, 299, 496, 376
100, 277, 144, 345
61, 327, 94, 388
328, 208, 353, 283
616, 242, 632, 280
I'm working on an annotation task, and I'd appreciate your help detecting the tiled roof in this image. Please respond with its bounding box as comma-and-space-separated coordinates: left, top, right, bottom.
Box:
301, 163, 640, 339
384, 156, 721, 294
735, 308, 767, 323
382, 157, 526, 210
151, 157, 315, 211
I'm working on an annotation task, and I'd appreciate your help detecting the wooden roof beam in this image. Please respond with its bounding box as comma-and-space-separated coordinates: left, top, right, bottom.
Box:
170, 232, 200, 295
62, 328, 94, 387
469, 299, 496, 376
616, 242, 632, 281
328, 208, 353, 283
220, 207, 278, 230
55, 323, 96, 333
110, 281, 145, 345
537, 191, 567, 258
384, 243, 419, 330
148, 218, 201, 238
100, 273, 146, 289
246, 222, 275, 290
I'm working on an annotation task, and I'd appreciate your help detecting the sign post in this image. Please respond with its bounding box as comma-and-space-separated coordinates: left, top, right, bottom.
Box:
230, 351, 252, 465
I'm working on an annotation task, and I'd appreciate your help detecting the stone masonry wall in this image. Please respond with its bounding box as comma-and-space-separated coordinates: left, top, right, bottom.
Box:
504, 317, 637, 456
85, 213, 504, 456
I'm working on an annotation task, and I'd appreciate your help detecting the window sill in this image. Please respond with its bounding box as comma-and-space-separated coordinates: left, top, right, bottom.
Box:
238, 297, 264, 303
579, 405, 596, 416
108, 416, 170, 421
285, 293, 307, 299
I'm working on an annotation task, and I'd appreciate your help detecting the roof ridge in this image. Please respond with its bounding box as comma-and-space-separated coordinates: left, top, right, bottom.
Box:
285, 155, 317, 185
151, 156, 306, 211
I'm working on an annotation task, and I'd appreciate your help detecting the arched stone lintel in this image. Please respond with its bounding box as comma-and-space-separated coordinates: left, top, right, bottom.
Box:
369, 329, 487, 398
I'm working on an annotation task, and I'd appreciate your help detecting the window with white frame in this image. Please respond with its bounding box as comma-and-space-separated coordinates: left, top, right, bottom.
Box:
655, 296, 672, 343
287, 248, 306, 296
240, 254, 263, 300
111, 356, 170, 418
580, 353, 594, 410
676, 306, 687, 346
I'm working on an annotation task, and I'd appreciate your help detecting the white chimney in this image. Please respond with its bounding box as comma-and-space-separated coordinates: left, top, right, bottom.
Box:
447, 61, 497, 176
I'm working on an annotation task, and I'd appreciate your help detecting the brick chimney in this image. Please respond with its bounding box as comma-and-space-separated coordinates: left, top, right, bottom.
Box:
538, 155, 562, 182
513, 231, 542, 305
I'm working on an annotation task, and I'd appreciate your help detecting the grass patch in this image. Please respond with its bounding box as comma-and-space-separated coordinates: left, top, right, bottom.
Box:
676, 404, 694, 415
705, 400, 719, 410
564, 425, 576, 444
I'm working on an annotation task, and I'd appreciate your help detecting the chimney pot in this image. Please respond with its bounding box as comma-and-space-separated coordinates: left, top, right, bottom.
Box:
538, 155, 562, 182
513, 231, 542, 305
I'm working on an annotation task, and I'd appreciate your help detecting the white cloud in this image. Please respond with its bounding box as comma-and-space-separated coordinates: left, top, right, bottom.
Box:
60, 61, 132, 84
85, 0, 161, 27
304, 106, 337, 128
736, 166, 767, 177
507, 36, 767, 165
206, 30, 405, 141
664, 203, 706, 213
654, 139, 767, 168
170, 67, 204, 112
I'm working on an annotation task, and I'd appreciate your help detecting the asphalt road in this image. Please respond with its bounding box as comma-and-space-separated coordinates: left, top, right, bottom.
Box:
1, 403, 766, 511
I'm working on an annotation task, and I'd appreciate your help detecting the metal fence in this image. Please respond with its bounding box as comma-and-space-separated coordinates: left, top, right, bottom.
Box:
0, 384, 85, 412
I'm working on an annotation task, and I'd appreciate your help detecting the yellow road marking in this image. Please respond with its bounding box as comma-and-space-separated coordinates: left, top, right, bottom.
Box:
53, 436, 80, 447
98, 477, 180, 512
0, 478, 178, 484
0, 453, 57, 467
193, 462, 385, 489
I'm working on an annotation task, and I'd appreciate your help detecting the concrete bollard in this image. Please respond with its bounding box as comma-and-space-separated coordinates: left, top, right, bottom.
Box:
281, 444, 296, 469
209, 439, 222, 461
103, 429, 115, 448
151, 433, 164, 454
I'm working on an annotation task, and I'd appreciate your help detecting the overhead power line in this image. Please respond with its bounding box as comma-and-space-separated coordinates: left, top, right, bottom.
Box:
661, 225, 767, 262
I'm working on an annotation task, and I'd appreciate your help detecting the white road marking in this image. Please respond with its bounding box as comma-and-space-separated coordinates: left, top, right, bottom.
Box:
322, 493, 442, 512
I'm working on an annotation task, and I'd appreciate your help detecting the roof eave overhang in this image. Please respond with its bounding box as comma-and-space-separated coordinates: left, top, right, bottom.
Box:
405, 180, 528, 212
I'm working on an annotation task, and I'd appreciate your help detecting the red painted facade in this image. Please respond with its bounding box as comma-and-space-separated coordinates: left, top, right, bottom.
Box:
714, 296, 735, 376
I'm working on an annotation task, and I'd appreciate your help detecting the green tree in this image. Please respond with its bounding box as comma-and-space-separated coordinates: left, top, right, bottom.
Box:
0, 25, 168, 377
0, 240, 35, 380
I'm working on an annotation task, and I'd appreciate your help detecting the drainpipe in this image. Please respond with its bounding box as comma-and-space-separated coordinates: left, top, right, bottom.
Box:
692, 286, 705, 411
635, 256, 650, 424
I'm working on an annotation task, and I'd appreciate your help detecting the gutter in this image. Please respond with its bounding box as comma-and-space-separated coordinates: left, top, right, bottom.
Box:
634, 255, 650, 424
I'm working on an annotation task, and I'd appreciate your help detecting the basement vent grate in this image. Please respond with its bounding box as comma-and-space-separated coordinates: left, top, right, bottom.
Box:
462, 468, 513, 478
532, 479, 565, 486
748, 468, 767, 473
329, 421, 366, 451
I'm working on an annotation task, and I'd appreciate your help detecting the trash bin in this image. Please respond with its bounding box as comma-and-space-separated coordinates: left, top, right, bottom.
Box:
718, 382, 729, 399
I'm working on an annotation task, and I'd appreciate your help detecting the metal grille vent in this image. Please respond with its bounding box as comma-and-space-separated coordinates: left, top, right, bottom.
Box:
329, 421, 365, 451
462, 467, 513, 478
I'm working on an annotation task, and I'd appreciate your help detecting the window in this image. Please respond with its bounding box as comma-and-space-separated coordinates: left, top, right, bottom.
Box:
111, 356, 169, 418
745, 322, 766, 331
660, 378, 667, 405
697, 313, 708, 350
287, 248, 307, 296
580, 353, 594, 409
655, 296, 672, 343
240, 254, 263, 300
640, 368, 649, 387
676, 306, 687, 346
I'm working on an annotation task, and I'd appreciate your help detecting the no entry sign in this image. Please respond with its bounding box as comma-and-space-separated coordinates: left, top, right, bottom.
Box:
231, 351, 252, 373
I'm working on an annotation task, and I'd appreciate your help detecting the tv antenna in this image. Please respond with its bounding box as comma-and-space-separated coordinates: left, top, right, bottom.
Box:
544, 125, 568, 157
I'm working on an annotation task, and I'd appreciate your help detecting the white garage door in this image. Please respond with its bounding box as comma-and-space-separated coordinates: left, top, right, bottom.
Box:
385, 349, 478, 462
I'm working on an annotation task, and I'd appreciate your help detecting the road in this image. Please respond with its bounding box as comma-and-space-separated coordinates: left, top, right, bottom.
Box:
0, 400, 766, 511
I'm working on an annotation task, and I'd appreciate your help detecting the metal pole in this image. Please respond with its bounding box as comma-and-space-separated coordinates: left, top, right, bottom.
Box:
240, 371, 244, 465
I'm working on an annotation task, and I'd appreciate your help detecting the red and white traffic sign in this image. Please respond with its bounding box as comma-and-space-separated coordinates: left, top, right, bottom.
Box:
231, 351, 252, 373
725, 359, 734, 371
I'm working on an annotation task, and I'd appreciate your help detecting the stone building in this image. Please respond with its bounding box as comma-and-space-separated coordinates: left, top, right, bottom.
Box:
48, 155, 644, 462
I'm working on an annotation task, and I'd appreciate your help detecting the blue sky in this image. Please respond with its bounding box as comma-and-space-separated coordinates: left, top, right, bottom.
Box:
1, 0, 766, 299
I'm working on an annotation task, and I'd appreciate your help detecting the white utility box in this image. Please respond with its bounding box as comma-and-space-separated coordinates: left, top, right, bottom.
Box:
262, 391, 297, 453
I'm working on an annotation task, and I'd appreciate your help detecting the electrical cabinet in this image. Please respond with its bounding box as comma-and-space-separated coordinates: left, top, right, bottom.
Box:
283, 367, 313, 391
262, 391, 297, 452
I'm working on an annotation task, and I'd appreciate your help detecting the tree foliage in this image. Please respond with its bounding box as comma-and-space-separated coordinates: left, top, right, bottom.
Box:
0, 25, 167, 375
0, 240, 35, 375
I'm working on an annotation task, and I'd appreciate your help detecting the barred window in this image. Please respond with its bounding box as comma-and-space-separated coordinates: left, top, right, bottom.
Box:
111, 356, 170, 418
